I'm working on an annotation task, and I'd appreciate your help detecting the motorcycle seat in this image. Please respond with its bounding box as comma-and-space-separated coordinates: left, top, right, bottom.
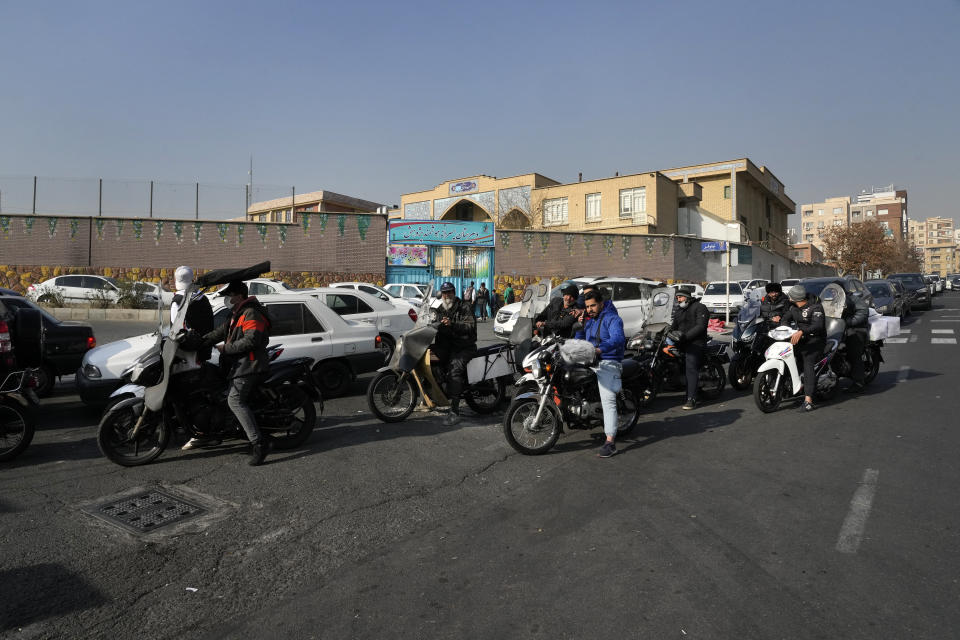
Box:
621, 358, 640, 379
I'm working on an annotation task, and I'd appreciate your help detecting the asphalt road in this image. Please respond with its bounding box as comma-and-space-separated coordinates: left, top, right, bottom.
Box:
2, 301, 960, 639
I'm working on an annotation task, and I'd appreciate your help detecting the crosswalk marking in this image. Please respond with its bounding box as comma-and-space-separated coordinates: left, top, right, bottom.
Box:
885, 337, 908, 344
932, 338, 957, 344
932, 329, 955, 334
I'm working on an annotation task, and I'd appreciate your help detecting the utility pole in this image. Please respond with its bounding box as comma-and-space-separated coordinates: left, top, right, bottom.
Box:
246, 155, 253, 212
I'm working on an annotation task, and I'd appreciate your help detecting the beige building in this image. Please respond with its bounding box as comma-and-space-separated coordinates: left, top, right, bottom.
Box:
799, 196, 851, 251
799, 188, 909, 254
909, 216, 955, 275
244, 189, 384, 223
789, 242, 825, 264
395, 158, 795, 257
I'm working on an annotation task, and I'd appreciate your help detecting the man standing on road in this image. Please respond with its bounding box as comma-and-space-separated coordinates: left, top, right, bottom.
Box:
200, 280, 273, 465
575, 290, 626, 458
668, 290, 709, 410
780, 285, 826, 411
463, 281, 476, 318
433, 282, 477, 426
476, 282, 490, 322
504, 284, 515, 306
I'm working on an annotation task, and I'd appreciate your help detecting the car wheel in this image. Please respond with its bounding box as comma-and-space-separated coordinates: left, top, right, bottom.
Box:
33, 362, 56, 397
377, 334, 396, 365
313, 360, 352, 398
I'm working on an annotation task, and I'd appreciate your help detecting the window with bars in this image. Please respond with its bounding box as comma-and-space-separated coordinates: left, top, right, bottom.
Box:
585, 193, 602, 222
619, 187, 646, 218
543, 197, 569, 226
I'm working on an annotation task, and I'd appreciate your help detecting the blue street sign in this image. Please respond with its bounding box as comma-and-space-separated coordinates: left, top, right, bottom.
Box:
701, 241, 728, 252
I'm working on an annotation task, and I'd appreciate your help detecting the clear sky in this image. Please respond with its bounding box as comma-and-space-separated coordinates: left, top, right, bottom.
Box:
1, 0, 958, 224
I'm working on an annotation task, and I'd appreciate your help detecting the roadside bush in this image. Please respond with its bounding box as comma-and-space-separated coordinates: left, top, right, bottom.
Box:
34, 286, 66, 308
115, 280, 154, 309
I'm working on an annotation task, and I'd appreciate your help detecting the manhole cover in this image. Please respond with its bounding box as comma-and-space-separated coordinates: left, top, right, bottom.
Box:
92, 490, 206, 534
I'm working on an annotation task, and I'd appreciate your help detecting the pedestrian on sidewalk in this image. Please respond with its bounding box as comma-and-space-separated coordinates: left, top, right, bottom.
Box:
476, 283, 490, 322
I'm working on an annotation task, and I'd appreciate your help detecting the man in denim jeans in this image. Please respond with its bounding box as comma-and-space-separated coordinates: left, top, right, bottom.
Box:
575, 290, 626, 458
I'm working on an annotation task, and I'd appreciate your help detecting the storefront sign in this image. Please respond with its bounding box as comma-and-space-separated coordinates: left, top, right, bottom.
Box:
449, 180, 478, 195
388, 245, 429, 266
389, 220, 494, 246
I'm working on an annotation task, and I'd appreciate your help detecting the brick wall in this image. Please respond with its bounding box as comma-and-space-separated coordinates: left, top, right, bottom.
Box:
0, 213, 387, 293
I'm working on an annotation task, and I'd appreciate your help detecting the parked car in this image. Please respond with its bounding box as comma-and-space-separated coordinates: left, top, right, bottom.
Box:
668, 282, 704, 298
780, 278, 800, 289
239, 278, 296, 296
798, 276, 874, 309
0, 295, 96, 396
888, 279, 912, 316
700, 281, 746, 317
330, 282, 420, 309
947, 274, 960, 291
923, 275, 936, 298
927, 274, 944, 294
77, 293, 383, 404
298, 287, 417, 363
28, 274, 159, 306
888, 273, 932, 311
384, 283, 427, 300
133, 281, 174, 307
864, 280, 906, 319
743, 279, 770, 293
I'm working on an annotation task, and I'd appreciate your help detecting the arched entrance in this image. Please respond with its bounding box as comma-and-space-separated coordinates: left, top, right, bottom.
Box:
500, 208, 532, 230
440, 199, 492, 222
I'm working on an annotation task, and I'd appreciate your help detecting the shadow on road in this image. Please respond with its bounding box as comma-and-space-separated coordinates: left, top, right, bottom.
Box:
0, 563, 108, 632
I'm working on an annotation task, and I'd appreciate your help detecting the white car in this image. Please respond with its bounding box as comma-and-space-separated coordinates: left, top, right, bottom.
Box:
384, 283, 427, 300
700, 281, 745, 317
329, 282, 420, 310
668, 282, 704, 298
77, 294, 382, 403
27, 274, 159, 306
743, 279, 770, 293
134, 281, 175, 307
297, 287, 417, 363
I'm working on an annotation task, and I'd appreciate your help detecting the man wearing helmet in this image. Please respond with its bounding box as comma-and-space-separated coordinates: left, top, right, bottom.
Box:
668, 289, 709, 410
760, 282, 787, 324
433, 282, 477, 426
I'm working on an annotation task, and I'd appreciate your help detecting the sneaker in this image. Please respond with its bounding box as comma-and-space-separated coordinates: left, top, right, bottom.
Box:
443, 412, 461, 427
181, 437, 220, 450
248, 440, 271, 466
682, 398, 697, 410
801, 400, 816, 412
844, 382, 865, 394
597, 441, 617, 458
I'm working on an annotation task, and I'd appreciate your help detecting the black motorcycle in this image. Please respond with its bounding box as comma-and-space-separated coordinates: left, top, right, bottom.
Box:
502, 336, 641, 455
97, 262, 322, 467
727, 293, 774, 390
0, 369, 40, 462
627, 327, 728, 405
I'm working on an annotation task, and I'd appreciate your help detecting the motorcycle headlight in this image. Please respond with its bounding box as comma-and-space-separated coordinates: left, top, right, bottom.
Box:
530, 359, 542, 378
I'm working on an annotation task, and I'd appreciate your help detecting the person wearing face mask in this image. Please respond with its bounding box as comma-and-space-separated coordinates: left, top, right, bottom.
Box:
760, 282, 787, 324
668, 290, 709, 410
169, 266, 214, 363
432, 281, 477, 426
779, 284, 825, 411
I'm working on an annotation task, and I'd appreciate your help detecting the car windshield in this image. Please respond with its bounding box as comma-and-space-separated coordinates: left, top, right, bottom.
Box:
866, 283, 890, 297
801, 281, 833, 296
103, 277, 119, 287
0, 296, 61, 324
890, 275, 924, 288
704, 283, 742, 295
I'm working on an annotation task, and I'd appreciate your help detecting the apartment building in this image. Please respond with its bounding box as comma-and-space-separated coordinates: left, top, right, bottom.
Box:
908, 216, 956, 275
799, 196, 851, 250
245, 190, 385, 223
798, 187, 909, 253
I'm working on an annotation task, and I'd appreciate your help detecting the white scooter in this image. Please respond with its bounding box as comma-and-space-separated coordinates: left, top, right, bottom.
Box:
752, 282, 847, 412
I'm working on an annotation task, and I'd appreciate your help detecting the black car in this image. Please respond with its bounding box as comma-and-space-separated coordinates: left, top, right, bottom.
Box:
865, 279, 906, 318
0, 295, 96, 396
887, 273, 932, 311
798, 276, 874, 308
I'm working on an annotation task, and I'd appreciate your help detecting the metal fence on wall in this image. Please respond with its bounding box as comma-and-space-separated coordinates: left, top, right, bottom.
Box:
0, 175, 298, 219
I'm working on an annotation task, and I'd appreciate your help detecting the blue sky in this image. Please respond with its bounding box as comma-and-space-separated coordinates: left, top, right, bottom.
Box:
1, 0, 958, 224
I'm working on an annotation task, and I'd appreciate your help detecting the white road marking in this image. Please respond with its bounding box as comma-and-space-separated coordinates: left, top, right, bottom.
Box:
931, 329, 955, 334
931, 319, 960, 322
932, 338, 957, 344
897, 366, 910, 382
885, 337, 908, 344
898, 329, 911, 334
909, 335, 918, 343
836, 468, 880, 554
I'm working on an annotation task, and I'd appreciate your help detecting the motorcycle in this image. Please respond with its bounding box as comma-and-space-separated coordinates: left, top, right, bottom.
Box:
97, 261, 322, 466
728, 289, 775, 390
628, 328, 728, 405
366, 280, 516, 422
753, 282, 847, 412
0, 369, 40, 462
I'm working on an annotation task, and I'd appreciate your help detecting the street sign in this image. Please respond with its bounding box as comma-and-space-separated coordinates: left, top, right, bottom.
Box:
701, 241, 728, 252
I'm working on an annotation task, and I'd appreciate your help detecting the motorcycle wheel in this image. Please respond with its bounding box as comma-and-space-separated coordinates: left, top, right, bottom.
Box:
0, 399, 35, 462
698, 361, 726, 399
728, 357, 754, 391
366, 371, 418, 423
753, 369, 786, 413
263, 385, 316, 450
615, 388, 640, 436
463, 379, 505, 414
502, 396, 560, 455
97, 398, 169, 466
863, 348, 880, 385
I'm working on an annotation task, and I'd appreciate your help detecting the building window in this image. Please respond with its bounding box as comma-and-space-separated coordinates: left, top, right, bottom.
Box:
803, 222, 813, 230
833, 207, 842, 215
543, 197, 569, 226
585, 193, 602, 222
866, 210, 874, 217
817, 209, 824, 216
258, 214, 267, 222
803, 210, 812, 217
619, 187, 646, 219
804, 234, 814, 241
284, 210, 292, 223
817, 221, 825, 229
724, 186, 732, 199
834, 220, 843, 226
878, 209, 888, 216
852, 210, 860, 218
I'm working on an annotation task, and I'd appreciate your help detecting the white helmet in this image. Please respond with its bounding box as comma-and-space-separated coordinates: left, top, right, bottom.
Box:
174, 266, 194, 292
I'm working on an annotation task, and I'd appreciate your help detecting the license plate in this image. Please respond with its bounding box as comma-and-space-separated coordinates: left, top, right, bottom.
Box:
494, 327, 505, 334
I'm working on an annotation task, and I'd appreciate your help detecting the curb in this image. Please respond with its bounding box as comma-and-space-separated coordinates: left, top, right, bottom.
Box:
44, 307, 163, 322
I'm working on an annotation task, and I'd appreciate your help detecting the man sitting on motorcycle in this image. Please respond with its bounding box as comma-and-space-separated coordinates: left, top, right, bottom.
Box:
780, 284, 826, 412
433, 281, 477, 426
199, 280, 273, 466
760, 282, 787, 324
842, 288, 870, 394
668, 290, 709, 410
534, 284, 580, 339
575, 290, 625, 458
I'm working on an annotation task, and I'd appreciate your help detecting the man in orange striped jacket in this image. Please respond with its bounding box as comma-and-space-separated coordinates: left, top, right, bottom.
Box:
202, 280, 272, 466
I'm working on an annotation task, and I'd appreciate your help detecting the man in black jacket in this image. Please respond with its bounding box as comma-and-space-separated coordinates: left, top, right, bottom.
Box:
780, 285, 826, 411
433, 281, 477, 426
669, 290, 709, 410
842, 288, 870, 393
534, 284, 580, 338
760, 282, 787, 324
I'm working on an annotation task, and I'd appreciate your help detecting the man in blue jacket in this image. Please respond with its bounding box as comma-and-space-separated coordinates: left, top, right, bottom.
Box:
575, 290, 626, 458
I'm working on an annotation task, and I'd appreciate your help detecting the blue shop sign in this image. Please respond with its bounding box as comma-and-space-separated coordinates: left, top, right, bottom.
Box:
389, 220, 495, 247
701, 241, 728, 252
